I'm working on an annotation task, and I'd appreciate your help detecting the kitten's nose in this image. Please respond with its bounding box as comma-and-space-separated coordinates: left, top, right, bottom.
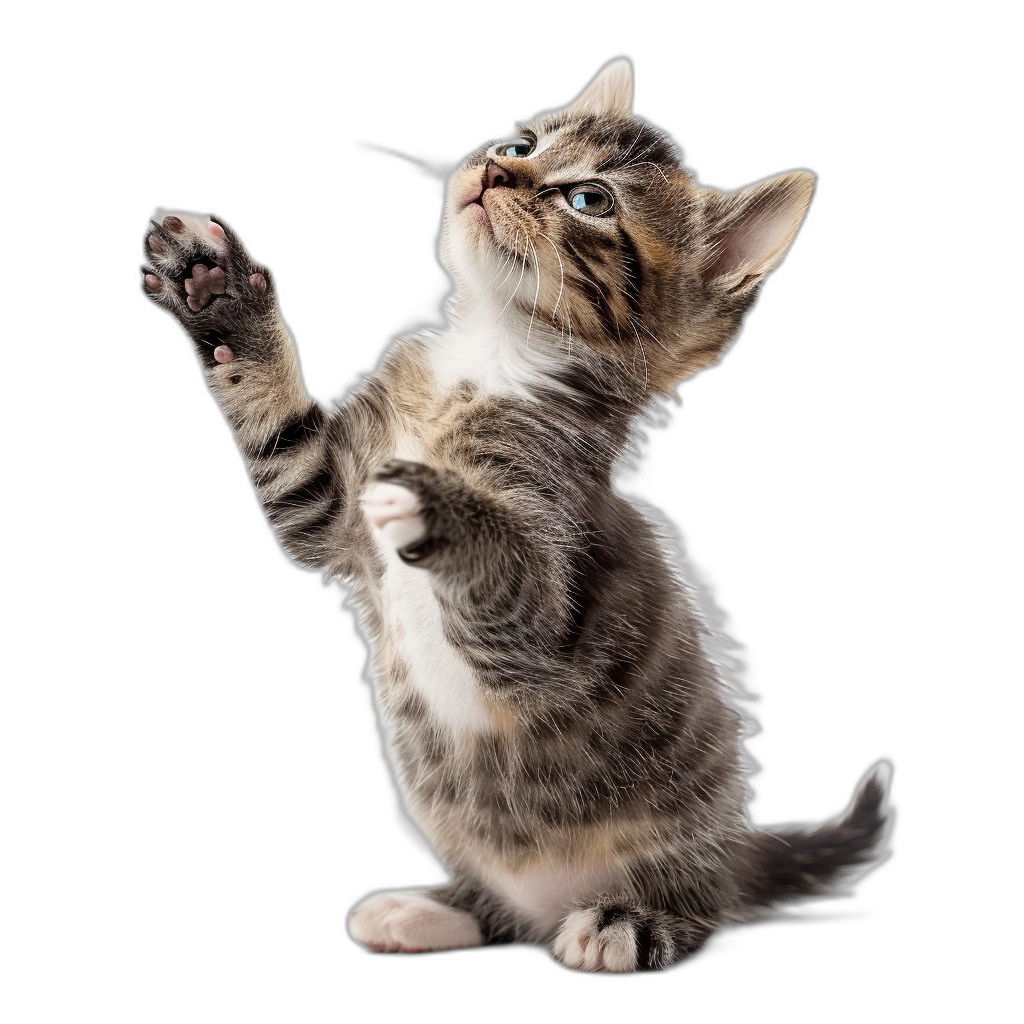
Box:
484, 159, 517, 191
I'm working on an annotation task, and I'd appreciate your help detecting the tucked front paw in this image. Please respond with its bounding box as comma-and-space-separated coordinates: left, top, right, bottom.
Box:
552, 901, 699, 972
552, 906, 642, 973
361, 460, 452, 564
361, 480, 427, 550
348, 890, 483, 954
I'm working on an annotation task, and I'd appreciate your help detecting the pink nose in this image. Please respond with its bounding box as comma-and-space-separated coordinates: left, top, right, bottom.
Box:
484, 160, 516, 191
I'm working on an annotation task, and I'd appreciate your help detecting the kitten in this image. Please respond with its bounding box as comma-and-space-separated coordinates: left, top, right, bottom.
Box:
141, 59, 890, 972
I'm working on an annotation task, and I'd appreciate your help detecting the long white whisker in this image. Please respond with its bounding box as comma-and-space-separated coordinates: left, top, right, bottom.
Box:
624, 159, 671, 186
629, 317, 651, 390
538, 232, 565, 322
525, 237, 542, 352
497, 234, 528, 318
619, 125, 646, 164
464, 238, 519, 318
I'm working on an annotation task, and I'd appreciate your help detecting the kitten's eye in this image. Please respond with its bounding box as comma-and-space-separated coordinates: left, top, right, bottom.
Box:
566, 184, 615, 217
498, 139, 533, 158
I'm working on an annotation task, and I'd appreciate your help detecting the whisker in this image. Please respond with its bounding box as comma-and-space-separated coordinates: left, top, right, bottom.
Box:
629, 315, 669, 352
497, 233, 528, 318
464, 239, 519, 319
623, 159, 671, 187
525, 237, 542, 351
628, 316, 651, 390
619, 125, 646, 163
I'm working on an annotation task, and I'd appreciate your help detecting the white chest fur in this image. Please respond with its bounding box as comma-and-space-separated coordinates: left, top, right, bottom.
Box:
480, 858, 626, 938
423, 315, 569, 401
372, 431, 492, 737
378, 546, 492, 735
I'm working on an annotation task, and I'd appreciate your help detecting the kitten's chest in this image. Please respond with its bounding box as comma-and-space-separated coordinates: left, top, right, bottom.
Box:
376, 548, 491, 735
371, 425, 493, 736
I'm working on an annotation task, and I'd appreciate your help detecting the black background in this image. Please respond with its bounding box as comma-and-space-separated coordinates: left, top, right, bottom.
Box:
110, 41, 921, 1015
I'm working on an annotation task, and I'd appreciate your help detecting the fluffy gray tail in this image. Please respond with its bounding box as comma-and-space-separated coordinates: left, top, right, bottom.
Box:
738, 762, 893, 910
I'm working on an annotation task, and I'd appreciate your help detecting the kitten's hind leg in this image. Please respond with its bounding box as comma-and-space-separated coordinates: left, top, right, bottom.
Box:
347, 890, 484, 954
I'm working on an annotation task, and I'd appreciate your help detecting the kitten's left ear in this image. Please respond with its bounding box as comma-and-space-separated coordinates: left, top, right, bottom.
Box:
701, 171, 816, 293
569, 58, 633, 118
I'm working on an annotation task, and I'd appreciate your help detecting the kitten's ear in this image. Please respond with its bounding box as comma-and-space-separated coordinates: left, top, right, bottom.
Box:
701, 171, 815, 293
569, 58, 633, 118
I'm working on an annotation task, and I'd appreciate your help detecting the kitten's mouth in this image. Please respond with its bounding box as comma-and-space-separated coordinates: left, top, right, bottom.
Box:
454, 176, 491, 227
464, 193, 489, 226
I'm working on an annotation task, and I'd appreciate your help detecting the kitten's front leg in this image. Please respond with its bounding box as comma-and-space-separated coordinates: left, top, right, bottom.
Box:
361, 459, 558, 573
347, 890, 484, 954
552, 896, 712, 973
361, 459, 571, 678
360, 468, 436, 565
142, 214, 344, 568
360, 460, 473, 567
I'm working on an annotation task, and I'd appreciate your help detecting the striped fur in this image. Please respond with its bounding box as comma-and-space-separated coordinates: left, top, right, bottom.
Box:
141, 59, 890, 972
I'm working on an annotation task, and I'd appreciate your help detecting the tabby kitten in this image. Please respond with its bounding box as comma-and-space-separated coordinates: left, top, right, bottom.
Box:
141, 60, 890, 972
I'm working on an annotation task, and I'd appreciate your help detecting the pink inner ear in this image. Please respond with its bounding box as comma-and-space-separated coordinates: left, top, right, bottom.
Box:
717, 206, 793, 277
704, 172, 814, 286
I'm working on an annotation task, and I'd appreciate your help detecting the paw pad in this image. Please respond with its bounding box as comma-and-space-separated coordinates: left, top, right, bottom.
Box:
184, 264, 227, 311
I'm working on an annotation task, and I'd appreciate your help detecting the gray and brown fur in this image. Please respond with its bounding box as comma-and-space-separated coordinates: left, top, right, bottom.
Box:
141, 60, 890, 972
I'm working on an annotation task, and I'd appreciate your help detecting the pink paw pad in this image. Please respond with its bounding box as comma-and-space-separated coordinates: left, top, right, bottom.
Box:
213, 345, 235, 363
207, 221, 226, 240
248, 272, 268, 294
184, 264, 227, 312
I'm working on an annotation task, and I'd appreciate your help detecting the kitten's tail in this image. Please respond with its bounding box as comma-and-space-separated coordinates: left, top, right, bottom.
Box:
736, 761, 893, 911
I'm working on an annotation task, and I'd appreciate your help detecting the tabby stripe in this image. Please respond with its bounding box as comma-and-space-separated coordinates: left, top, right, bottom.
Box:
246, 404, 326, 461
266, 465, 338, 520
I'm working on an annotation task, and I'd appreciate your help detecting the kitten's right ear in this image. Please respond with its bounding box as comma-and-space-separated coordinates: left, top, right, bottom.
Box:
700, 171, 816, 294
569, 58, 633, 118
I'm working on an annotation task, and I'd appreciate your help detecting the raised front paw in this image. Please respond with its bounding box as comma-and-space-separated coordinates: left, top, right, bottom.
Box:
141, 213, 274, 366
348, 890, 483, 954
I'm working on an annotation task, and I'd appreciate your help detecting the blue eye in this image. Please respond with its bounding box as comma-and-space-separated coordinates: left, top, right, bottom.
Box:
567, 185, 614, 217
500, 139, 533, 158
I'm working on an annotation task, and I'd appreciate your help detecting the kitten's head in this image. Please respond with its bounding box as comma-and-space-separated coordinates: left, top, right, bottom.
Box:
441, 59, 814, 394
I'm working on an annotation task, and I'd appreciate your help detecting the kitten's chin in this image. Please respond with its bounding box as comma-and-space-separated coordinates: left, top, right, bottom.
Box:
461, 200, 490, 229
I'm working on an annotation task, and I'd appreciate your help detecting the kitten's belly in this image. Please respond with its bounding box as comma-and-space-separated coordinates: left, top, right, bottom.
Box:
479, 858, 627, 938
